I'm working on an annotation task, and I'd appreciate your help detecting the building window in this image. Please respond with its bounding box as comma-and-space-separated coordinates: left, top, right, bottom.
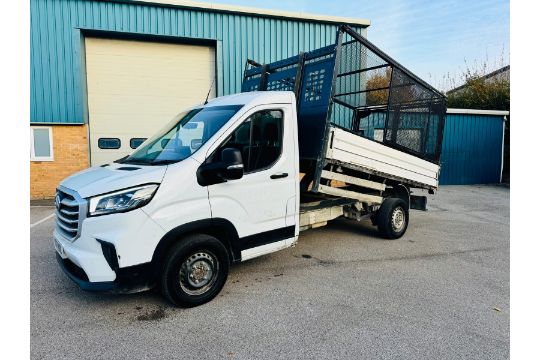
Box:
30, 127, 54, 161
130, 138, 147, 149
98, 138, 121, 149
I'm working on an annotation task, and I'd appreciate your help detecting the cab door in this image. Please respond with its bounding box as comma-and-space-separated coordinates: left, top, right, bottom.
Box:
205, 104, 298, 260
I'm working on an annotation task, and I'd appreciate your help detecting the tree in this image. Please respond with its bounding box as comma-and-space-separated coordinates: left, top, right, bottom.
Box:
444, 62, 509, 111
447, 76, 509, 110
365, 68, 391, 106
365, 67, 418, 106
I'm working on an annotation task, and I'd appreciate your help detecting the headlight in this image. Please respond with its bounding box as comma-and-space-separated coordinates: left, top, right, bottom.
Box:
88, 184, 159, 216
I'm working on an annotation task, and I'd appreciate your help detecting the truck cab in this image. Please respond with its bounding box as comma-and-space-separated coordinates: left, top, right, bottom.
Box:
55, 91, 300, 306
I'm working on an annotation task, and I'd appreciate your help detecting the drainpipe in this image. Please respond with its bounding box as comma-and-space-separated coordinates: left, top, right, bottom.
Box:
500, 115, 507, 183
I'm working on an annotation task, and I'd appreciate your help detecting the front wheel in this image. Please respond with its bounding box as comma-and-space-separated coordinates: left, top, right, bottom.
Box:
160, 234, 229, 307
376, 198, 409, 239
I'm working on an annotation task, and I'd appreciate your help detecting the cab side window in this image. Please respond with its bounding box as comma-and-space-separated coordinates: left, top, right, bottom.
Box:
216, 110, 283, 173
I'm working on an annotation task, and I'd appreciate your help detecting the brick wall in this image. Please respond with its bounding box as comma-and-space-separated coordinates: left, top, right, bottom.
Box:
30, 125, 90, 199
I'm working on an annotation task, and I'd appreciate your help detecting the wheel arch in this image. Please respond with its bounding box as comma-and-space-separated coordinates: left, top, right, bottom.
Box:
387, 183, 410, 209
151, 218, 241, 273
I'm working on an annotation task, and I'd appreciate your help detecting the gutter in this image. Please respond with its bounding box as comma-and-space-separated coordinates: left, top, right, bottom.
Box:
123, 0, 371, 27
446, 108, 510, 116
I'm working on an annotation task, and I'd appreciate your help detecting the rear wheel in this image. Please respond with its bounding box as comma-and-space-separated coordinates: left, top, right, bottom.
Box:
160, 234, 229, 307
376, 198, 409, 239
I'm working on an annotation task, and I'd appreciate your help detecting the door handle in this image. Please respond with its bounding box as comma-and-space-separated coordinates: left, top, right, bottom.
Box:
270, 172, 288, 179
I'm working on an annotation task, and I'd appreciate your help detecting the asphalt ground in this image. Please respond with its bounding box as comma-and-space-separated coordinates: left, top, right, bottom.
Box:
30, 185, 509, 360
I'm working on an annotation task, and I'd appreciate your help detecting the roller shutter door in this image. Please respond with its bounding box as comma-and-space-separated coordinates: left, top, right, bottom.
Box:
85, 37, 215, 165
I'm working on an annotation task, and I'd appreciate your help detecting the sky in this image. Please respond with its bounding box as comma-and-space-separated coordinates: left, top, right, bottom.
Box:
198, 0, 509, 91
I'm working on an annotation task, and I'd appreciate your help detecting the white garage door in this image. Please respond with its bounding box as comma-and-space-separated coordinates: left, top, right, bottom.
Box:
85, 37, 216, 165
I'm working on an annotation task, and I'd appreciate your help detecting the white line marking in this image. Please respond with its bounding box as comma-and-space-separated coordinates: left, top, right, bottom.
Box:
30, 213, 55, 228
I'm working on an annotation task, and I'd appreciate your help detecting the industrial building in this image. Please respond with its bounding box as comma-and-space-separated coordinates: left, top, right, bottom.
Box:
30, 0, 369, 198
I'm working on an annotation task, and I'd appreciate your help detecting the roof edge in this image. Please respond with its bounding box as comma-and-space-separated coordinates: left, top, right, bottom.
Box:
127, 0, 371, 26
447, 108, 509, 116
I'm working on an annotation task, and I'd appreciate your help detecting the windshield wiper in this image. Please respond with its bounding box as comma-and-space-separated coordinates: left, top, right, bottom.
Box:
150, 159, 179, 165
115, 157, 179, 166
118, 158, 154, 166
114, 155, 129, 164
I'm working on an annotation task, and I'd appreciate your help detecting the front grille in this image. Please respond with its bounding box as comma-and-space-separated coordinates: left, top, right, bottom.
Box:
55, 189, 81, 241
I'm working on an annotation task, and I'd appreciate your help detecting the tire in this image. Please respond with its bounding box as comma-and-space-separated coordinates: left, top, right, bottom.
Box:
160, 234, 229, 307
376, 198, 409, 239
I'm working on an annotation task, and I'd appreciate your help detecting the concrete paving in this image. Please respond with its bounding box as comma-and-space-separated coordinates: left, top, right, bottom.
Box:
30, 206, 55, 225
30, 185, 509, 360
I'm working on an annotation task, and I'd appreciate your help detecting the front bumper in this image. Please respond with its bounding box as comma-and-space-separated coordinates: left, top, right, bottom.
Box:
54, 207, 165, 293
55, 253, 154, 293
56, 254, 117, 291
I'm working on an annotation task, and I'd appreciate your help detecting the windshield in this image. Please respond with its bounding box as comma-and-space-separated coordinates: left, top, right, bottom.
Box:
122, 105, 243, 165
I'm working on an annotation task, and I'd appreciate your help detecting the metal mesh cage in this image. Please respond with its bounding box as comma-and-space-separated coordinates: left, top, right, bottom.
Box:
332, 27, 446, 162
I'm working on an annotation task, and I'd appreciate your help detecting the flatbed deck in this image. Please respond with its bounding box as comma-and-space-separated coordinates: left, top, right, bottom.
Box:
323, 126, 440, 189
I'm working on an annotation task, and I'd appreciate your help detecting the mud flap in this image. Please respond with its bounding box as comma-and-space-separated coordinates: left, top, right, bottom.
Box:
410, 195, 427, 211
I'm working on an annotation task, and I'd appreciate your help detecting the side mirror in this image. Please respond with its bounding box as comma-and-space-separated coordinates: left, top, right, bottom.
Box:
196, 147, 244, 186
221, 148, 244, 180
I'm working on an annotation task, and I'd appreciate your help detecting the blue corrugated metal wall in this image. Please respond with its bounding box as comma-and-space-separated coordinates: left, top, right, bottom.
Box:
30, 0, 366, 124
439, 114, 505, 185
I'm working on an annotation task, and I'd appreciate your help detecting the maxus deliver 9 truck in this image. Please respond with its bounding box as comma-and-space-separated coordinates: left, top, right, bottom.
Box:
54, 26, 446, 307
